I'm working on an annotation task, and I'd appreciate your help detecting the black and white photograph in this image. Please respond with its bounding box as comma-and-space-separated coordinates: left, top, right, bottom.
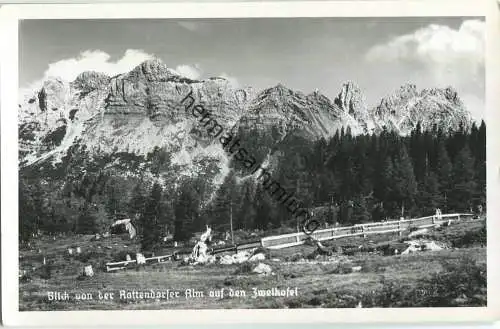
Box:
1, 0, 499, 326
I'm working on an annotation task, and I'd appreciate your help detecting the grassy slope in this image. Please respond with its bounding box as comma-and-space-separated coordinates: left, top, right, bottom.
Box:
19, 220, 487, 310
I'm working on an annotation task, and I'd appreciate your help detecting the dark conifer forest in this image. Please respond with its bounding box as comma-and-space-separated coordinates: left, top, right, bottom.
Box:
19, 121, 486, 247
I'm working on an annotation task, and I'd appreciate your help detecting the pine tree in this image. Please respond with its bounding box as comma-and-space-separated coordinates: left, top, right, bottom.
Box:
19, 180, 36, 242
449, 145, 477, 212
173, 183, 199, 243
238, 181, 257, 230
351, 195, 371, 224
409, 122, 427, 182
418, 171, 441, 216
379, 155, 397, 217
393, 145, 418, 217
474, 121, 487, 210
105, 181, 121, 221
435, 139, 453, 212
75, 203, 98, 234
209, 173, 238, 230
141, 182, 163, 251
128, 183, 146, 220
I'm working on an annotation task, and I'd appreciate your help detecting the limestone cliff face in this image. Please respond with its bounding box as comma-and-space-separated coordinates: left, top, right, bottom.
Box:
18, 59, 258, 196
19, 74, 110, 166
333, 82, 374, 133
370, 84, 473, 135
18, 58, 475, 203
234, 83, 362, 142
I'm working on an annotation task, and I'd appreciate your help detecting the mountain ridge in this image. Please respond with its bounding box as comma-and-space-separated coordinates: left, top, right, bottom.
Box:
18, 58, 475, 206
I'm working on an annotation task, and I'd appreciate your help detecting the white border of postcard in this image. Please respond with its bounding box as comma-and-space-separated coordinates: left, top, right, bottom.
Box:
2, 0, 500, 326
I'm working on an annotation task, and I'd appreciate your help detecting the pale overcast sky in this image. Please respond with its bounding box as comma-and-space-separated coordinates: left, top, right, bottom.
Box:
19, 17, 485, 119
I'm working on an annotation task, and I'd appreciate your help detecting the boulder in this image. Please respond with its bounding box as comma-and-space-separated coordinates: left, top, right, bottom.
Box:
402, 244, 421, 255
252, 263, 272, 275
136, 253, 146, 265
232, 251, 250, 264
206, 255, 216, 264
248, 253, 266, 262
83, 265, 94, 277
408, 228, 429, 238
352, 266, 362, 272
220, 255, 234, 265
423, 241, 444, 251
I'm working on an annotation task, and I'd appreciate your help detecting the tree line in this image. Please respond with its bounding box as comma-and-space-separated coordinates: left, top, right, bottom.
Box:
19, 120, 486, 250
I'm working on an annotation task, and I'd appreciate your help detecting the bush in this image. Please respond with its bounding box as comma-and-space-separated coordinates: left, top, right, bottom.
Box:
328, 263, 353, 274
37, 264, 52, 280
306, 250, 320, 260
289, 253, 304, 262
451, 225, 486, 248
112, 250, 135, 262
76, 250, 104, 263
20, 272, 32, 283
234, 262, 254, 275
357, 256, 487, 307
251, 247, 271, 259
359, 261, 386, 273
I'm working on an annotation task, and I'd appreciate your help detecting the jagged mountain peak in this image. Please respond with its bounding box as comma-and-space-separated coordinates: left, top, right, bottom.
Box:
72, 71, 111, 94
334, 81, 368, 117
372, 84, 473, 135
125, 58, 184, 82
237, 82, 363, 140
260, 83, 300, 97
307, 89, 328, 100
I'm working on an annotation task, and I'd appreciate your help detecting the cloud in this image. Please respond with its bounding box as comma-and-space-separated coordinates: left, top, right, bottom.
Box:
365, 19, 485, 117
44, 49, 154, 83
23, 49, 207, 92
366, 20, 484, 71
174, 64, 203, 80
219, 72, 240, 88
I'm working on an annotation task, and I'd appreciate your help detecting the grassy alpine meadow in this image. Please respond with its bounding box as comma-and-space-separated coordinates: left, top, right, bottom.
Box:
19, 220, 487, 310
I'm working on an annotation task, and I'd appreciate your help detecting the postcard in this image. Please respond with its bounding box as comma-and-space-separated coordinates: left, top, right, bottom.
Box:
1, 0, 499, 326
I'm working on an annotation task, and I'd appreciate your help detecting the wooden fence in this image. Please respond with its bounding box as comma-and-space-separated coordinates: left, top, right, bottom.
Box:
106, 212, 476, 270
261, 213, 474, 249
106, 254, 174, 272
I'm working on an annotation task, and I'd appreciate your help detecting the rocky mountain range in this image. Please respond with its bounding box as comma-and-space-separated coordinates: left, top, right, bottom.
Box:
18, 58, 475, 201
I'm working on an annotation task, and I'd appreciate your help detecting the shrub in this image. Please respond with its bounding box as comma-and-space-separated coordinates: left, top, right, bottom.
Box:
306, 250, 321, 260
76, 250, 103, 263
234, 262, 254, 275
327, 263, 353, 274
289, 253, 304, 262
451, 225, 486, 248
358, 259, 387, 273
251, 247, 271, 259
20, 272, 32, 283
286, 298, 305, 308
37, 264, 52, 280
358, 256, 487, 307
112, 250, 135, 262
